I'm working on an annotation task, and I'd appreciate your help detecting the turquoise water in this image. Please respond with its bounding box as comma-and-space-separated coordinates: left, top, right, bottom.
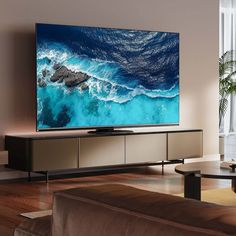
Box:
37, 83, 179, 128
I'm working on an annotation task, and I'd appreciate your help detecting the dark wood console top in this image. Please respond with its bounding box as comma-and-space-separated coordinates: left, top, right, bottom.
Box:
5, 129, 203, 140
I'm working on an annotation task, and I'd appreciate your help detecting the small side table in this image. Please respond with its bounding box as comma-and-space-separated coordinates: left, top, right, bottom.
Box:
175, 161, 236, 200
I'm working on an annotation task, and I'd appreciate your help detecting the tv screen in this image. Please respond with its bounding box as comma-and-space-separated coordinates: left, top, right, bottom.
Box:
36, 23, 179, 131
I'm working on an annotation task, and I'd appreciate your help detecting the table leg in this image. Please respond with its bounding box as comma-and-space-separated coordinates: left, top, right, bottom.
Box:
232, 178, 236, 193
184, 174, 201, 200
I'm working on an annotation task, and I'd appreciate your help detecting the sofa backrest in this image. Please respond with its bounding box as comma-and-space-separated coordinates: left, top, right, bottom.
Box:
52, 184, 236, 236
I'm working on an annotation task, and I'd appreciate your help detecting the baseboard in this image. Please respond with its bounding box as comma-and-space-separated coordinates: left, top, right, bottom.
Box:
185, 154, 220, 163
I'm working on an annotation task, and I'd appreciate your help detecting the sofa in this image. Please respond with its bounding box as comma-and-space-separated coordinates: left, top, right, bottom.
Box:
15, 184, 236, 236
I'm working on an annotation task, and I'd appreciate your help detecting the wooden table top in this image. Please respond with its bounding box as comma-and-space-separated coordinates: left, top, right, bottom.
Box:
175, 161, 236, 179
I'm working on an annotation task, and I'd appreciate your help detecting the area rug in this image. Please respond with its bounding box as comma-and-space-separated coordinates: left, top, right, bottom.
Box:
176, 188, 236, 206
20, 209, 52, 219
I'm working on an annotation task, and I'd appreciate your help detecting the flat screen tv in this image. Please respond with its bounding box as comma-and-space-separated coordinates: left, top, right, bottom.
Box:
36, 23, 179, 132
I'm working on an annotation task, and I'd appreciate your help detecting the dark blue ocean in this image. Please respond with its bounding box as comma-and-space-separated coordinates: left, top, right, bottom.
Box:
36, 24, 179, 129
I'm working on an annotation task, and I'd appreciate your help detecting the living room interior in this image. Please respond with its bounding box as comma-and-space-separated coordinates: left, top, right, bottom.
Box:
1, 0, 236, 235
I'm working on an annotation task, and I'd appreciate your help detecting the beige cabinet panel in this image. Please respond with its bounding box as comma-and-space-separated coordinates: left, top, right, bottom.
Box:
126, 134, 167, 164
168, 132, 203, 160
79, 136, 125, 167
32, 138, 78, 171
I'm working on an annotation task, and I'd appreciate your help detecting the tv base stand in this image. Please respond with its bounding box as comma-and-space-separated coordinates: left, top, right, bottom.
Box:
88, 128, 134, 134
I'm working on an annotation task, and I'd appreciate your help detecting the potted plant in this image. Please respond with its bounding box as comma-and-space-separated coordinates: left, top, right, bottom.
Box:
219, 50, 236, 156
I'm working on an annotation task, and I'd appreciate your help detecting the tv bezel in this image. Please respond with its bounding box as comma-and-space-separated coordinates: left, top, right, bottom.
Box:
35, 23, 180, 132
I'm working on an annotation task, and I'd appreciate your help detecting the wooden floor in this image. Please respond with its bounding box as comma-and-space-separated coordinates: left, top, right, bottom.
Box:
0, 164, 230, 236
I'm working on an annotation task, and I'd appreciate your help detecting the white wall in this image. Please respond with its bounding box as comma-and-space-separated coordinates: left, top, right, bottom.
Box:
0, 0, 219, 155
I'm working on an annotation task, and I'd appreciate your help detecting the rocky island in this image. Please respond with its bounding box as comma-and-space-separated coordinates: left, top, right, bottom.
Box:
38, 64, 91, 90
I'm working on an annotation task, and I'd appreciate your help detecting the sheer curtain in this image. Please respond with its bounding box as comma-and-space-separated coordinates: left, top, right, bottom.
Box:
220, 0, 236, 134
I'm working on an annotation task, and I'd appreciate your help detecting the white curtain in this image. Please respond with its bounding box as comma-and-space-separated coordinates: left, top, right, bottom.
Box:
220, 0, 236, 134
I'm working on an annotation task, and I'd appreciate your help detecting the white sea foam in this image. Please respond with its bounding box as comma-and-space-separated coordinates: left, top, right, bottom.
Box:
86, 76, 179, 104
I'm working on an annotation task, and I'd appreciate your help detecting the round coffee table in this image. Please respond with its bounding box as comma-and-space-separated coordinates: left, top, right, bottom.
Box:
175, 161, 236, 200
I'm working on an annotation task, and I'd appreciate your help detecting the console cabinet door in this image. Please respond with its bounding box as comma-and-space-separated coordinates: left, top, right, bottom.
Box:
168, 131, 203, 160
32, 138, 78, 171
79, 136, 125, 168
126, 134, 167, 164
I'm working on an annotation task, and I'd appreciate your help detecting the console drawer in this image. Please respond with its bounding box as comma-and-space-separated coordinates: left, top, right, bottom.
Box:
168, 132, 203, 160
32, 138, 78, 171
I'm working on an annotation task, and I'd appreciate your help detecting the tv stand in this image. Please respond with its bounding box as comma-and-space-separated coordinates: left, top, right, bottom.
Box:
88, 128, 134, 134
5, 129, 203, 182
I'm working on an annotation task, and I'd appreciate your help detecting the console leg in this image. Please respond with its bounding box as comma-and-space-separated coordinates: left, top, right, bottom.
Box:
184, 174, 201, 200
28, 171, 31, 182
46, 171, 49, 183
161, 161, 164, 175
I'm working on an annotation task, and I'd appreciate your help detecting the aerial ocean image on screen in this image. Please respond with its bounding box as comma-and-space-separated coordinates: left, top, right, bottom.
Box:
36, 24, 179, 130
